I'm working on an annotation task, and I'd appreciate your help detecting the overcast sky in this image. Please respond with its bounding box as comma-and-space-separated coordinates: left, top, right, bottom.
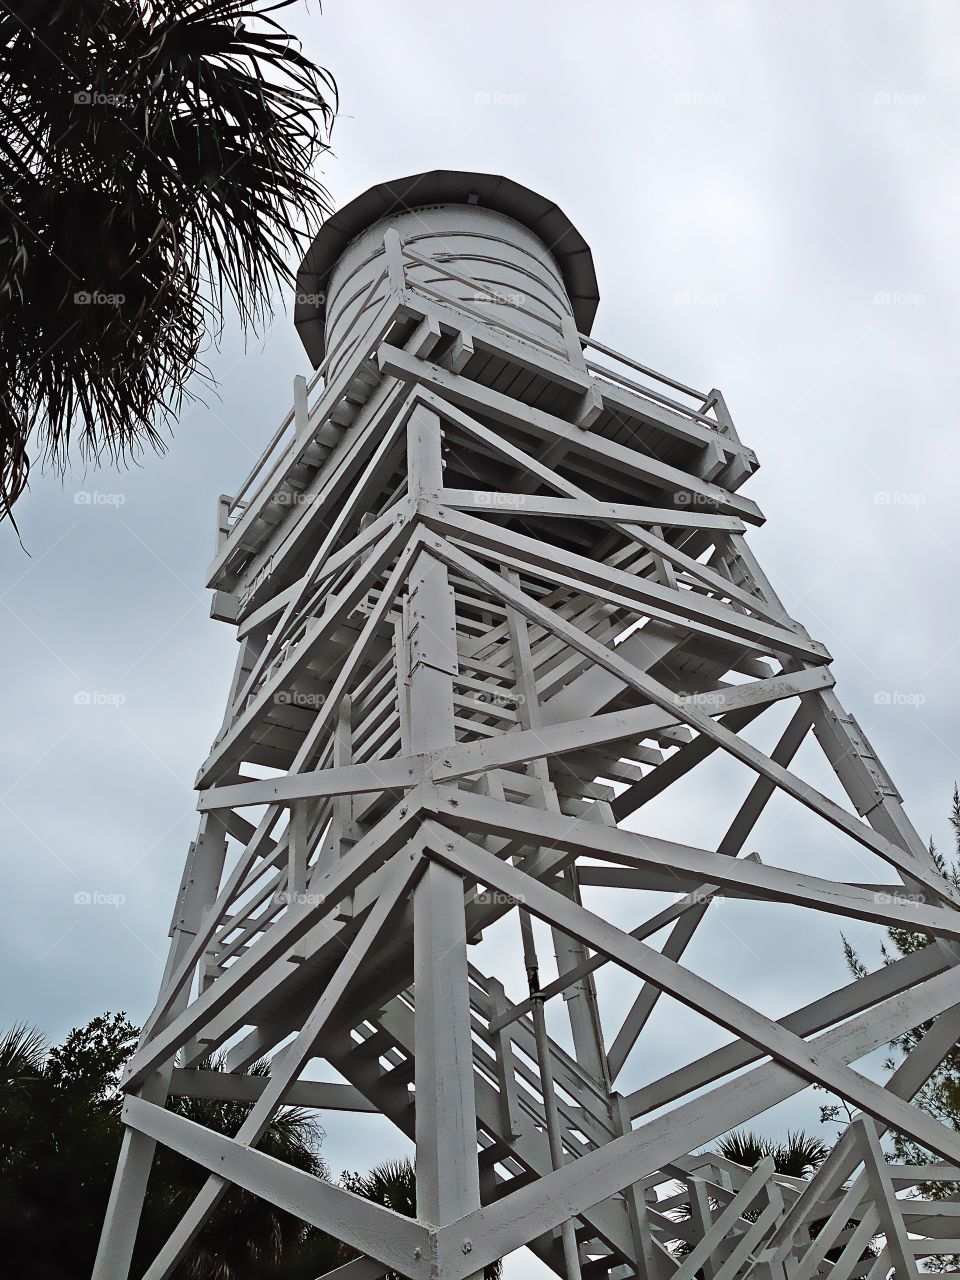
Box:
2, 2, 959, 1272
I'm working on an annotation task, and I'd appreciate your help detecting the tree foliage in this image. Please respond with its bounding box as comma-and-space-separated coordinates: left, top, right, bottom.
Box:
0, 1013, 138, 1280
716, 1129, 830, 1179
0, 1012, 500, 1279
669, 1127, 831, 1263
837, 786, 960, 1177
828, 786, 960, 1274
0, 1012, 336, 1279
340, 1157, 502, 1279
0, 0, 335, 522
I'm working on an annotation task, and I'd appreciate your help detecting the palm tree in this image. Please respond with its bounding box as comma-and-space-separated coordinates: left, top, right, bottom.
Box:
0, 1013, 336, 1280
337, 1158, 502, 1280
677, 1129, 881, 1275
0, 1022, 46, 1096
341, 1158, 419, 1218
0, 0, 336, 523
668, 1128, 830, 1269
716, 1129, 830, 1179
0, 1013, 142, 1278
137, 1053, 332, 1280
0, 1022, 47, 1178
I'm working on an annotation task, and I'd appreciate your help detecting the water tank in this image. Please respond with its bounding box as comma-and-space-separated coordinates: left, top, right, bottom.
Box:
294, 170, 599, 376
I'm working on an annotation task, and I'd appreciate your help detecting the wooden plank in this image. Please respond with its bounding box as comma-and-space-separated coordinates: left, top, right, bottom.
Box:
427, 830, 960, 1167
124, 1097, 430, 1278
426, 536, 956, 902
378, 345, 764, 522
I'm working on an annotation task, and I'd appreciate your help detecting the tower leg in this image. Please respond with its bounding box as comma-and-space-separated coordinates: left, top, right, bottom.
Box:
92, 1075, 168, 1280
405, 405, 483, 1268
93, 817, 228, 1280
413, 861, 482, 1228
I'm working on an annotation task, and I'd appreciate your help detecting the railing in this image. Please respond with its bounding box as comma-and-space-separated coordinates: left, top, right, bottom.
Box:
216, 232, 728, 556
581, 334, 721, 431
226, 374, 318, 527
220, 270, 392, 539
399, 244, 568, 358
397, 245, 723, 434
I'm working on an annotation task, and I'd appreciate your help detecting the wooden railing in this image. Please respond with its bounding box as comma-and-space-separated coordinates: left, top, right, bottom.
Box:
218, 232, 727, 546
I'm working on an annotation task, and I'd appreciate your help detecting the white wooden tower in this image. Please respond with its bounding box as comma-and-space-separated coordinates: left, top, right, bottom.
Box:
96, 171, 960, 1280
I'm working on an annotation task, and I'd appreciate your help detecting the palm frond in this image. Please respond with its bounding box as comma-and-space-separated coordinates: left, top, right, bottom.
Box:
342, 1157, 418, 1217
0, 1022, 47, 1082
0, 0, 335, 521
778, 1130, 830, 1178
339, 1158, 502, 1279
715, 1128, 774, 1169
716, 1128, 829, 1178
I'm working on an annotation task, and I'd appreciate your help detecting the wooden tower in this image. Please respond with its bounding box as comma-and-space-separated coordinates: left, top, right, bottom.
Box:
96, 171, 960, 1280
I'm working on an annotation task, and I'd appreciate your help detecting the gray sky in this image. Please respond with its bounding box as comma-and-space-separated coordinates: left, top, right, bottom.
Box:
2, 2, 959, 1273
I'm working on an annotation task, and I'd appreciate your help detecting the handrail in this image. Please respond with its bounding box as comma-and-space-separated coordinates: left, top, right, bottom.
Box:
402, 247, 720, 432
585, 359, 722, 431
406, 277, 567, 358
226, 272, 392, 526
221, 237, 727, 554
401, 245, 567, 339
579, 332, 707, 402
228, 274, 388, 517
323, 266, 388, 376
230, 407, 297, 516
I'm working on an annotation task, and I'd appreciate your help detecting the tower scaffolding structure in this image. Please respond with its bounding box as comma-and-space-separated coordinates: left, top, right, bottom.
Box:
96, 170, 960, 1280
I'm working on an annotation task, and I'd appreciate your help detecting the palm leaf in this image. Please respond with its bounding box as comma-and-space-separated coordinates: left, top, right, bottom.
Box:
0, 1022, 47, 1084
339, 1157, 502, 1279
0, 0, 335, 521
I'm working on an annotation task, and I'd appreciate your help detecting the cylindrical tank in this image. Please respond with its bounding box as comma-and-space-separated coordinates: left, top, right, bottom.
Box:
294, 170, 599, 373
323, 203, 574, 380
